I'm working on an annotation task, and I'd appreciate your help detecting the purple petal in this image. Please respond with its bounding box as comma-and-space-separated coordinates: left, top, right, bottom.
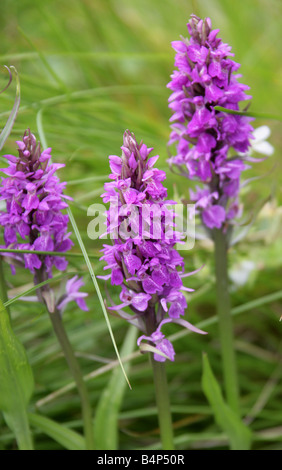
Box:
172, 318, 207, 335
154, 339, 175, 362
111, 268, 124, 285
202, 205, 226, 229
76, 297, 89, 312
123, 251, 142, 275
132, 293, 151, 312
142, 277, 160, 294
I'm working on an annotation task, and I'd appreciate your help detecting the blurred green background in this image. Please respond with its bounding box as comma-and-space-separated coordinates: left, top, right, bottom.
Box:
0, 0, 282, 450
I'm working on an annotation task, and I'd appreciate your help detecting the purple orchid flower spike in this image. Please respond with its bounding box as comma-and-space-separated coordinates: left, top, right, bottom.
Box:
0, 130, 71, 274
167, 16, 276, 419
167, 14, 256, 234
0, 130, 93, 448
99, 130, 206, 362
0, 129, 88, 313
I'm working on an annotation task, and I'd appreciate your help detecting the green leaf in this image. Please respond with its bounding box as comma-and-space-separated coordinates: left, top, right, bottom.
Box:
214, 105, 282, 121
202, 353, 252, 450
0, 299, 34, 449
94, 325, 137, 450
0, 66, 20, 151
28, 412, 85, 450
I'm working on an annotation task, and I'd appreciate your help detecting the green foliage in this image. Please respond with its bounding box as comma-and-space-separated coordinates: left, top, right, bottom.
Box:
0, 299, 34, 449
28, 412, 85, 450
202, 353, 252, 450
94, 326, 137, 450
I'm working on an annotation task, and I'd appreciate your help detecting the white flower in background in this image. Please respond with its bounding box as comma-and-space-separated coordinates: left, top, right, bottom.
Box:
250, 125, 274, 156
229, 260, 256, 290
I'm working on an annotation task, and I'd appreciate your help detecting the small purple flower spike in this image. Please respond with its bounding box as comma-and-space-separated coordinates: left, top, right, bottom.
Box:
99, 130, 206, 362
0, 130, 88, 312
167, 15, 255, 232
0, 130, 72, 274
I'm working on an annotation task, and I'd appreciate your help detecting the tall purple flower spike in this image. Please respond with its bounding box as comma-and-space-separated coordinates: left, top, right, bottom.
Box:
99, 130, 207, 362
0, 130, 88, 312
167, 15, 254, 231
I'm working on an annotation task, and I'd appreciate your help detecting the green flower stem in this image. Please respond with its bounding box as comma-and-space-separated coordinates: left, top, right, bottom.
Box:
48, 308, 94, 449
213, 228, 240, 416
34, 263, 94, 449
146, 306, 175, 450
47, 308, 95, 450
150, 358, 175, 450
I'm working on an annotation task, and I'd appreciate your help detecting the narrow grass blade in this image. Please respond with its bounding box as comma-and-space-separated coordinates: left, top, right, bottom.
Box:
36, 108, 48, 149
67, 175, 108, 186
0, 66, 12, 94
36, 110, 131, 389
4, 270, 83, 308
0, 247, 100, 259
95, 325, 137, 450
0, 299, 34, 449
28, 412, 85, 450
214, 105, 282, 121
202, 353, 252, 450
231, 290, 282, 316
0, 66, 20, 151
169, 289, 282, 343
67, 207, 131, 389
0, 84, 163, 118
0, 51, 171, 63
18, 27, 67, 92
